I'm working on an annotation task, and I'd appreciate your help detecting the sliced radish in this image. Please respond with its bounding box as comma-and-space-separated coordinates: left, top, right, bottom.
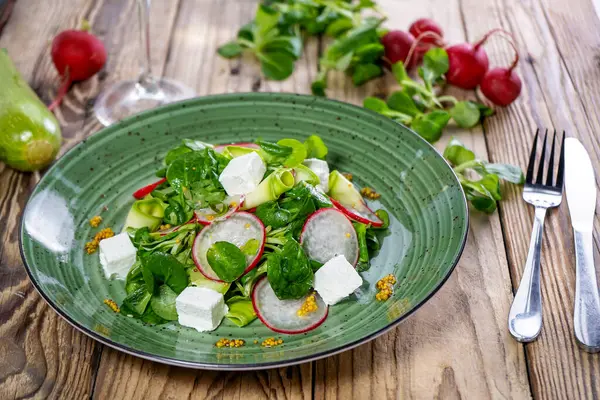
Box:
328, 171, 383, 227
214, 142, 260, 154
330, 198, 383, 228
192, 212, 265, 281
195, 195, 244, 225
300, 208, 359, 265
252, 276, 328, 334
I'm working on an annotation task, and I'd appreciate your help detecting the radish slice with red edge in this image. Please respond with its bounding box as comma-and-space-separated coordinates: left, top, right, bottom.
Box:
327, 170, 383, 227
132, 178, 166, 199
330, 198, 383, 228
214, 142, 260, 153
192, 212, 265, 282
252, 276, 328, 334
300, 208, 359, 265
195, 195, 244, 225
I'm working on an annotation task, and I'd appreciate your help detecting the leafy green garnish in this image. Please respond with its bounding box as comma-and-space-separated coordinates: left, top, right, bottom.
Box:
277, 138, 307, 167
353, 222, 370, 271
150, 285, 179, 321
365, 48, 491, 143
207, 241, 247, 282
255, 200, 293, 229
120, 286, 152, 317
217, 1, 384, 87
374, 209, 390, 229
304, 135, 328, 159
239, 261, 268, 297
411, 111, 451, 143
450, 101, 481, 128
444, 138, 524, 213
216, 5, 301, 81
266, 239, 313, 300
166, 148, 228, 193
141, 252, 189, 294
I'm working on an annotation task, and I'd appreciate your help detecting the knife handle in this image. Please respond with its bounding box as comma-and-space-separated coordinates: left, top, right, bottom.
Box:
508, 206, 546, 342
573, 229, 600, 352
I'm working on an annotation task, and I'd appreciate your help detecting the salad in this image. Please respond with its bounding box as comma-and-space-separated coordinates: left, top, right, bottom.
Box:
96, 136, 390, 335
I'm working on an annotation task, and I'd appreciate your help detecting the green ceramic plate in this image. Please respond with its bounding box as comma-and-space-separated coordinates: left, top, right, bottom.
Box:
20, 93, 468, 370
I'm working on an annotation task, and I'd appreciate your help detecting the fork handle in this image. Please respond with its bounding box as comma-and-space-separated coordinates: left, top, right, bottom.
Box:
573, 229, 600, 352
508, 206, 547, 342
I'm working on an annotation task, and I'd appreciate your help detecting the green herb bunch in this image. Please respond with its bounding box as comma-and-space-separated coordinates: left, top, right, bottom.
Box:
217, 0, 386, 94
363, 49, 493, 143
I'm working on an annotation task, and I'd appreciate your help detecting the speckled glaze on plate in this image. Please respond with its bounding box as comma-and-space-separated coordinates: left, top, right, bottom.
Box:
20, 93, 468, 370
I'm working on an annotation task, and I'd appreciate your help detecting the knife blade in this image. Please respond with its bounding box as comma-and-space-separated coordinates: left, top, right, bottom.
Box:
564, 137, 600, 353
565, 138, 596, 230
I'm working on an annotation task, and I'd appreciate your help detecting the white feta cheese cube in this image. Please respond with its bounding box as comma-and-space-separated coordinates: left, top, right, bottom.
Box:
303, 158, 329, 193
218, 152, 266, 196
176, 287, 229, 332
98, 232, 136, 279
313, 255, 362, 305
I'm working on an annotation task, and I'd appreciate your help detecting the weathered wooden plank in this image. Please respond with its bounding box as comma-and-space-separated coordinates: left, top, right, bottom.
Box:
0, 1, 105, 398
313, 0, 531, 398
92, 1, 316, 398
455, 0, 600, 397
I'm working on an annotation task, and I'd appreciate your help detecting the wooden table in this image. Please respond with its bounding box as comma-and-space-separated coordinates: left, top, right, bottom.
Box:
1, 0, 599, 398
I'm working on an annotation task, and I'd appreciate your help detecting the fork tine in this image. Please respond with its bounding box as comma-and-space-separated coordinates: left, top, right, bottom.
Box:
535, 129, 548, 184
526, 129, 539, 184
545, 130, 557, 186
555, 131, 566, 189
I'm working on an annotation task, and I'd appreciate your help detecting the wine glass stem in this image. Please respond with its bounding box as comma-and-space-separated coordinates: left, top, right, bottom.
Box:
137, 0, 158, 91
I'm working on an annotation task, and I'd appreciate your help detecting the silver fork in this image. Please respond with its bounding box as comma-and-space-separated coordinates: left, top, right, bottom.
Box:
508, 129, 565, 342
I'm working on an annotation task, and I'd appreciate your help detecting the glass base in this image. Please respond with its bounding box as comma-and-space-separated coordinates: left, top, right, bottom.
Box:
94, 77, 196, 126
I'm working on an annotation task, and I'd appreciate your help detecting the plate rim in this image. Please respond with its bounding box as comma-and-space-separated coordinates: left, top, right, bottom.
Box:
19, 92, 469, 370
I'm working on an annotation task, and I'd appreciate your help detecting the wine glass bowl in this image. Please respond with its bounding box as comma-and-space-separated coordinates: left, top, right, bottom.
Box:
93, 0, 195, 126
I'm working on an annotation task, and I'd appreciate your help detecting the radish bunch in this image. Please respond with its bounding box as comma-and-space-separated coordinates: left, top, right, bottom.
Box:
381, 21, 522, 107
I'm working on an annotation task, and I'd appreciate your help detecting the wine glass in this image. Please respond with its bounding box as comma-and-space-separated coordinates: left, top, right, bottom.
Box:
94, 0, 195, 126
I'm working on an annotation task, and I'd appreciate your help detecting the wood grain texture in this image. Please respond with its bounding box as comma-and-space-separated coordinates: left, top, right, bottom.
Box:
0, 1, 104, 398
456, 0, 600, 397
313, 0, 531, 398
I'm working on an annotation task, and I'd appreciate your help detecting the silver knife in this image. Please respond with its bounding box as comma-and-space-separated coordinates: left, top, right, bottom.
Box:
565, 137, 600, 352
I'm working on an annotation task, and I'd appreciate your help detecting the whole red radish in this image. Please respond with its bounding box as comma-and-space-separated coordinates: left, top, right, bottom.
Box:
480, 68, 521, 106
446, 42, 489, 89
49, 27, 106, 110
381, 30, 416, 67
409, 18, 444, 45
480, 34, 522, 106
406, 19, 445, 66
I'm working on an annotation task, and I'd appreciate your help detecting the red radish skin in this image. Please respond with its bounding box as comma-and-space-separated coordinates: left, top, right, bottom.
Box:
381, 30, 416, 67
446, 43, 489, 89
409, 19, 444, 44
479, 31, 522, 106
408, 19, 444, 65
252, 276, 329, 334
132, 178, 166, 199
329, 198, 383, 228
49, 29, 107, 110
480, 67, 522, 106
192, 212, 266, 282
